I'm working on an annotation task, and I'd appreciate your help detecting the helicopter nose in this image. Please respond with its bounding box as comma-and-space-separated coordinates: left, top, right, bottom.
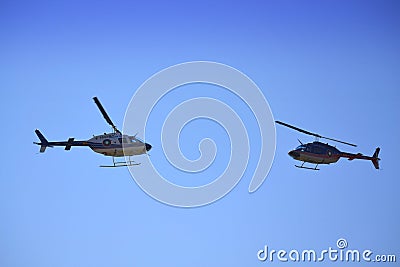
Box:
288, 150, 300, 159
145, 143, 152, 152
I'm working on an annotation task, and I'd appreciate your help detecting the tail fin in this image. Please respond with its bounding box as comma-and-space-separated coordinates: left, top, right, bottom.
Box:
371, 147, 380, 169
33, 129, 51, 153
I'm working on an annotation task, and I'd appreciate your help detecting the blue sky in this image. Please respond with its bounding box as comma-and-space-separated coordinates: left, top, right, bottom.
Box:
1, 0, 399, 266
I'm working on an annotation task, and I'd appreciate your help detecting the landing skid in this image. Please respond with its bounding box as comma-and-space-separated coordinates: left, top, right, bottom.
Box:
295, 162, 319, 171
100, 156, 141, 168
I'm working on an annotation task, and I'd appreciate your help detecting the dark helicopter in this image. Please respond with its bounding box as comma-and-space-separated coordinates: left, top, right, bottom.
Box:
276, 121, 380, 170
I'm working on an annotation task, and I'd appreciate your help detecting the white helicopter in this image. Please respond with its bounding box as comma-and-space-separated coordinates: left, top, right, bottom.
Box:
34, 97, 152, 167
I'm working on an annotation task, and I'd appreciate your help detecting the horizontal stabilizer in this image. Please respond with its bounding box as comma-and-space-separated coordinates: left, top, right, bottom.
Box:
65, 138, 75, 150
348, 153, 362, 161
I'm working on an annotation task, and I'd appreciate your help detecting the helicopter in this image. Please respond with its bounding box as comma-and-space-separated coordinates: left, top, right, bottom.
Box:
34, 97, 152, 167
275, 121, 380, 170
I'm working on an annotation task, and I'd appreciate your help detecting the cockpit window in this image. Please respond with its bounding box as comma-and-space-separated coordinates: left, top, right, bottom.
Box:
296, 145, 306, 152
129, 136, 143, 143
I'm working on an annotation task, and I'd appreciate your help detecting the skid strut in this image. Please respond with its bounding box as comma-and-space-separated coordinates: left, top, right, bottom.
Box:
100, 156, 141, 168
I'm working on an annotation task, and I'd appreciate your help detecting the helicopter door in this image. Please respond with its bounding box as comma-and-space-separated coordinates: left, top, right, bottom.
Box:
118, 137, 129, 144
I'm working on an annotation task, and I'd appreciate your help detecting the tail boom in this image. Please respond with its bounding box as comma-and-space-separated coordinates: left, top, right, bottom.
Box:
34, 129, 88, 153
340, 147, 381, 169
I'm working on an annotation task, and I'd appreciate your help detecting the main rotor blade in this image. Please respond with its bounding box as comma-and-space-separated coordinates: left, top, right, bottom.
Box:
275, 121, 321, 138
320, 136, 357, 147
275, 120, 357, 147
93, 97, 121, 133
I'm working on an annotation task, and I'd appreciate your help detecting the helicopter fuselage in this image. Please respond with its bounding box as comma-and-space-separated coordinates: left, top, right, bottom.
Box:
88, 132, 150, 157
288, 141, 341, 164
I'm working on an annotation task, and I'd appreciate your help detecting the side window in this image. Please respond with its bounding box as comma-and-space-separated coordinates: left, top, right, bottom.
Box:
103, 139, 112, 146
